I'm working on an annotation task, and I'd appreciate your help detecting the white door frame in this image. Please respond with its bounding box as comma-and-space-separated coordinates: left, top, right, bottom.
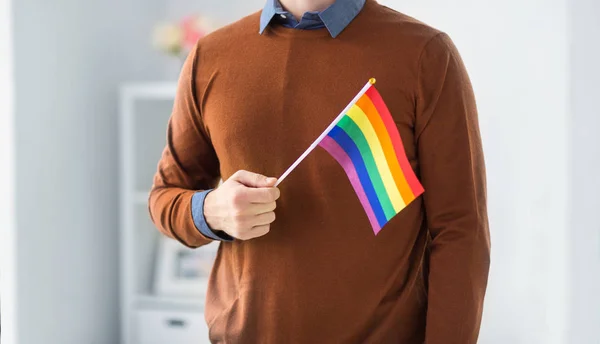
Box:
0, 0, 17, 343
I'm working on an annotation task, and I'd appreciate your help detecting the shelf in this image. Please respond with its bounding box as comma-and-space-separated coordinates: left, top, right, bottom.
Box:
120, 81, 208, 343
135, 293, 204, 311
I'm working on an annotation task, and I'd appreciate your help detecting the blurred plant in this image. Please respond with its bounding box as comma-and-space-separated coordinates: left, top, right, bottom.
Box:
152, 15, 216, 58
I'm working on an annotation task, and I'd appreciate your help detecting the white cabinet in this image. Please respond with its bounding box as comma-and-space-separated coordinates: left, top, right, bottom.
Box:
135, 309, 208, 344
119, 82, 215, 344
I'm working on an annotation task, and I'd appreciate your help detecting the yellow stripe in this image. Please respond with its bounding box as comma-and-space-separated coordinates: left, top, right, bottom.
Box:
347, 105, 406, 211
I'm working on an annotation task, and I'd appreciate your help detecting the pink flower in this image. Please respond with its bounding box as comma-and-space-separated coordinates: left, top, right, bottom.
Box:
182, 16, 208, 51
153, 15, 216, 58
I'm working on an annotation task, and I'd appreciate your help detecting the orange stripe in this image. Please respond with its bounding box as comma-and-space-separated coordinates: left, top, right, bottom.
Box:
356, 94, 415, 204
366, 87, 423, 197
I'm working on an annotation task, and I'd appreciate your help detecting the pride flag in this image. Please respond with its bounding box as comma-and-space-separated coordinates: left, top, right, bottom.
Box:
276, 79, 424, 234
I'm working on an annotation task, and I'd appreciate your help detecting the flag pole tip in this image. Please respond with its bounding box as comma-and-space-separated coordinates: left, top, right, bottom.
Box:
369, 78, 376, 85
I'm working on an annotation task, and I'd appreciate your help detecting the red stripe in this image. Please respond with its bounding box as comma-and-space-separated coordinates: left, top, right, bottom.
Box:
365, 87, 424, 196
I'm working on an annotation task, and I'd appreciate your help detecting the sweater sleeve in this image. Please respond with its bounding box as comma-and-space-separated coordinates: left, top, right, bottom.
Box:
415, 33, 491, 344
148, 44, 222, 248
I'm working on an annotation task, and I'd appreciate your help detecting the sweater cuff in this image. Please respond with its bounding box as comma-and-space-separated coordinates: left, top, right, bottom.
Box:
191, 190, 234, 242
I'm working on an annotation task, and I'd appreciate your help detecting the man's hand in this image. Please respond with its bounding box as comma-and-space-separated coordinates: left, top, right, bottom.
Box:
203, 170, 280, 240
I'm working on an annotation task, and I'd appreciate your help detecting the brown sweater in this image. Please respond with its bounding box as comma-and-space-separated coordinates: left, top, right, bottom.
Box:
149, 1, 490, 343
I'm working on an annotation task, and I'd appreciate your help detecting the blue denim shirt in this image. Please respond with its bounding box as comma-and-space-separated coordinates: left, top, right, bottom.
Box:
260, 0, 366, 37
191, 0, 366, 241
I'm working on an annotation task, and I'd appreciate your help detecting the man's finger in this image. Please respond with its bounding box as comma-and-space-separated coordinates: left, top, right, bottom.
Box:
249, 225, 271, 239
244, 187, 280, 204
250, 211, 276, 227
246, 202, 277, 215
239, 225, 270, 240
231, 170, 277, 188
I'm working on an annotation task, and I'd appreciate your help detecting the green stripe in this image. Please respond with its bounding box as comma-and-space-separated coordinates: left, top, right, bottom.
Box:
337, 116, 395, 219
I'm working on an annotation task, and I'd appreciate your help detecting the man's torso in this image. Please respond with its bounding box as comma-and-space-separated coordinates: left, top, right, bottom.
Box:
196, 2, 441, 342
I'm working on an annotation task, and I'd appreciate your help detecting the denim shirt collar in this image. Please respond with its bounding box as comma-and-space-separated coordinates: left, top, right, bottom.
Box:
259, 0, 366, 38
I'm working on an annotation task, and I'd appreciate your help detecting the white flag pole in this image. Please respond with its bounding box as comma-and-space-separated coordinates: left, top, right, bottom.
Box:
275, 78, 376, 187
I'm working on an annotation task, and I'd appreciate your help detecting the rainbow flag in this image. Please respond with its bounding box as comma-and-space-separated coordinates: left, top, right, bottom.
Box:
318, 81, 424, 234
276, 79, 423, 234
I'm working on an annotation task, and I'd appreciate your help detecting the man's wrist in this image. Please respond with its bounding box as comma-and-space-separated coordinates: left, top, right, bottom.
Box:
191, 190, 233, 242
203, 190, 222, 231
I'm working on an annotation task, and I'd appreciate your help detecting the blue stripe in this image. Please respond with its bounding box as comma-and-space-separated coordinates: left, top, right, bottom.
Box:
328, 126, 388, 227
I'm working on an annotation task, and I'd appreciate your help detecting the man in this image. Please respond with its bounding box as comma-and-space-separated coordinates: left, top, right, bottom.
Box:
149, 0, 490, 342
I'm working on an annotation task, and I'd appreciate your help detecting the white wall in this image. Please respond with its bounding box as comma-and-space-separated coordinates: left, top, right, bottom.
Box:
568, 0, 600, 343
11, 0, 167, 343
379, 1, 570, 343
165, 0, 264, 24
0, 0, 17, 343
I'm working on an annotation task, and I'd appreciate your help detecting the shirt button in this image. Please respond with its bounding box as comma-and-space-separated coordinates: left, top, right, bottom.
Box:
280, 14, 287, 19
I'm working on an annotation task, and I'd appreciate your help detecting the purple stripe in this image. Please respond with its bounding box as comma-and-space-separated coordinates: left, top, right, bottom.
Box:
319, 136, 382, 234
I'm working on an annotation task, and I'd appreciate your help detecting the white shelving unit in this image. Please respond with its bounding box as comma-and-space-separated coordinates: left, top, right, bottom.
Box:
119, 82, 216, 344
